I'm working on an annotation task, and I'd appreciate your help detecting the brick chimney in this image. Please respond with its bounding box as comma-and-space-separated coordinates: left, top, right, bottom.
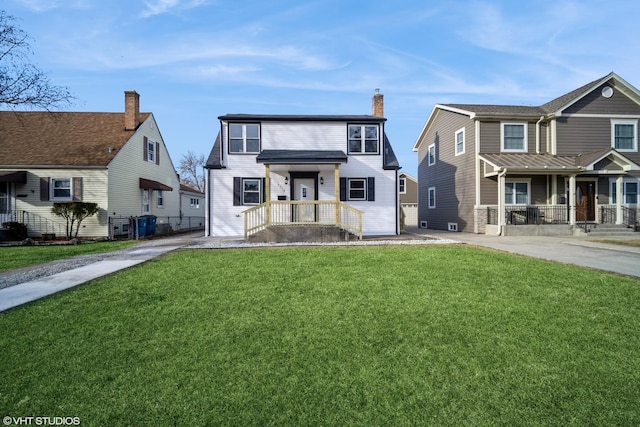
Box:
124, 90, 140, 131
372, 88, 384, 117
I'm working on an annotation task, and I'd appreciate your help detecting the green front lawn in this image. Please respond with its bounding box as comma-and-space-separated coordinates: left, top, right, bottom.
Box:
1, 245, 639, 426
0, 241, 137, 272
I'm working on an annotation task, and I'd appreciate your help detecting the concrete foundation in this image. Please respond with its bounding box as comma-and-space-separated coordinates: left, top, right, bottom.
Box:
248, 225, 355, 243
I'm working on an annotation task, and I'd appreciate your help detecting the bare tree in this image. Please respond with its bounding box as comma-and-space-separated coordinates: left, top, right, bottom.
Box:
0, 10, 74, 110
179, 151, 205, 192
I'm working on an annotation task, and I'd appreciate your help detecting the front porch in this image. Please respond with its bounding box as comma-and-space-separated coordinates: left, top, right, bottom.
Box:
243, 200, 363, 240
482, 204, 638, 236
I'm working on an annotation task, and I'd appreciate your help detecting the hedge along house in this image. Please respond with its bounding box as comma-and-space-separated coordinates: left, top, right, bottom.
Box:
204, 91, 401, 241
413, 72, 640, 236
0, 91, 181, 239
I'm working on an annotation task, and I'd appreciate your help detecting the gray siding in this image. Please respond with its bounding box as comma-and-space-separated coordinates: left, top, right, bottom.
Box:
417, 109, 476, 232
564, 83, 640, 115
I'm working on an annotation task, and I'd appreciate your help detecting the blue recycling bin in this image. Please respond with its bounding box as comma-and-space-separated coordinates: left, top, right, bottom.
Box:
145, 215, 157, 236
136, 217, 148, 238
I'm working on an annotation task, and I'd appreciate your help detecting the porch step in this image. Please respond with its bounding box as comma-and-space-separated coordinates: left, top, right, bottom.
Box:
248, 225, 356, 243
584, 224, 637, 236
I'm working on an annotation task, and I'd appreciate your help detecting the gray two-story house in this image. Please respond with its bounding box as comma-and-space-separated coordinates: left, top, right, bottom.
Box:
413, 72, 640, 236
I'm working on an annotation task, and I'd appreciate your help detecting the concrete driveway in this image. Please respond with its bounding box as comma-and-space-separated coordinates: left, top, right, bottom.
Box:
409, 228, 640, 278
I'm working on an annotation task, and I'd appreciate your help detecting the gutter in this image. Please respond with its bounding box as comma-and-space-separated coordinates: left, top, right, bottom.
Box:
535, 116, 544, 154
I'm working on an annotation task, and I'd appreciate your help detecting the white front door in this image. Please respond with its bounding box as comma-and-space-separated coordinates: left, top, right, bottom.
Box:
293, 178, 315, 222
142, 189, 150, 215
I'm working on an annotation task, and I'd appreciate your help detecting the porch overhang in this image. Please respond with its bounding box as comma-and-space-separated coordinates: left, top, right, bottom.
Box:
480, 153, 583, 176
256, 150, 348, 165
139, 178, 173, 191
577, 148, 640, 173
0, 171, 27, 183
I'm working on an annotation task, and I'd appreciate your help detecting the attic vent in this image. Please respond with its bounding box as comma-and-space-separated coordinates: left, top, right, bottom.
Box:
448, 222, 458, 232
420, 221, 427, 228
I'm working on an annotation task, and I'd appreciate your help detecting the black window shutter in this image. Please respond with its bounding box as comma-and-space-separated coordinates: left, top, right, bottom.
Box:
261, 178, 266, 203
367, 177, 375, 201
339, 178, 347, 201
143, 136, 148, 161
73, 177, 83, 201
155, 142, 160, 165
40, 177, 50, 201
233, 177, 242, 206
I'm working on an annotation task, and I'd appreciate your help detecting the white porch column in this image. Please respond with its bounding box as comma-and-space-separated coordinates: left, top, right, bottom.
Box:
265, 164, 271, 225
616, 175, 624, 225
569, 174, 576, 225
498, 171, 506, 232
334, 164, 340, 224
551, 174, 558, 204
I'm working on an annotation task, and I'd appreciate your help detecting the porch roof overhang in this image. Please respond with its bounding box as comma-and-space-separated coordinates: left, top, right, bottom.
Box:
256, 150, 348, 164
577, 148, 640, 173
479, 153, 583, 176
0, 170, 27, 183
139, 178, 173, 191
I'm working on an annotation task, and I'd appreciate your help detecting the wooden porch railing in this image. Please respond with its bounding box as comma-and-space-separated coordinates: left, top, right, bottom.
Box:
243, 200, 363, 239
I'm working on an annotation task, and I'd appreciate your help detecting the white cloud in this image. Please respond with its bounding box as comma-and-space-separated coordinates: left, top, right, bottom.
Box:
140, 0, 207, 18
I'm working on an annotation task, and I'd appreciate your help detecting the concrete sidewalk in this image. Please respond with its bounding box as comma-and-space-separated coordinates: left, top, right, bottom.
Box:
408, 227, 640, 278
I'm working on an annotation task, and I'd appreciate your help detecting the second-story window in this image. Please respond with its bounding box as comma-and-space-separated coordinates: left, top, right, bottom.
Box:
612, 120, 637, 151
147, 140, 155, 162
502, 123, 527, 152
229, 123, 260, 153
348, 124, 379, 154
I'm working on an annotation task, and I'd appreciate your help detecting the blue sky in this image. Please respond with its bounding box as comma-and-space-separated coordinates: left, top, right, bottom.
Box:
4, 0, 640, 176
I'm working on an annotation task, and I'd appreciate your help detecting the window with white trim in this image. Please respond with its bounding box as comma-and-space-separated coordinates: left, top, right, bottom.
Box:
455, 128, 465, 155
348, 124, 379, 154
501, 123, 527, 152
243, 178, 261, 205
142, 189, 150, 214
428, 187, 436, 208
399, 177, 406, 194
229, 123, 260, 153
157, 190, 164, 208
147, 140, 155, 163
428, 143, 436, 166
348, 178, 367, 200
505, 181, 529, 205
50, 178, 72, 201
611, 180, 638, 204
190, 198, 200, 208
611, 120, 638, 151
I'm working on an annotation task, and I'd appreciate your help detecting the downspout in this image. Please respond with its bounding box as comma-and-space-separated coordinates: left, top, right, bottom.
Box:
535, 116, 544, 154
497, 168, 508, 236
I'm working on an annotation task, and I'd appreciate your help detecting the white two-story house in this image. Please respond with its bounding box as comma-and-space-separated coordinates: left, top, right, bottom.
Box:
204, 92, 401, 240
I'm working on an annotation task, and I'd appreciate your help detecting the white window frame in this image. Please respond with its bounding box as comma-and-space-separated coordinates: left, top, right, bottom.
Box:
399, 177, 406, 194
428, 143, 436, 166
348, 124, 379, 154
190, 198, 200, 208
501, 122, 528, 152
428, 187, 436, 209
505, 180, 530, 205
347, 178, 367, 201
611, 119, 638, 152
455, 128, 465, 156
242, 178, 261, 205
147, 140, 155, 163
611, 179, 639, 204
157, 190, 164, 208
142, 189, 150, 214
50, 178, 72, 201
229, 123, 261, 154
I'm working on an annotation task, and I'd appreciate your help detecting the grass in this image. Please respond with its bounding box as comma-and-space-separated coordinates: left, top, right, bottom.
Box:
1, 245, 639, 426
591, 239, 640, 247
0, 240, 138, 272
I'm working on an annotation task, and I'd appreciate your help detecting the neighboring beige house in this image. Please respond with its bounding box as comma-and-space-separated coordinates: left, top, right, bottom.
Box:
413, 72, 640, 236
0, 91, 181, 239
399, 172, 418, 227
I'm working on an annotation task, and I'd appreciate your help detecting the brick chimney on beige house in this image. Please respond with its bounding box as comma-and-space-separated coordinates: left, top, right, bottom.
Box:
372, 88, 384, 117
124, 90, 140, 131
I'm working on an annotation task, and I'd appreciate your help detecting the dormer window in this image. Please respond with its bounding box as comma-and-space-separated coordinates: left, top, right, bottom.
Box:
348, 124, 379, 154
229, 123, 260, 153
